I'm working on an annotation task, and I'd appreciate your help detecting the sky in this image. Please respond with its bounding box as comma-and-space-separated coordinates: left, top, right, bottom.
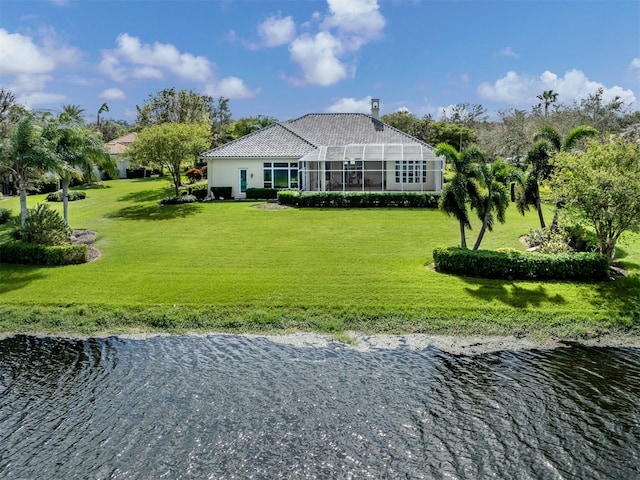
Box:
1, 0, 639, 123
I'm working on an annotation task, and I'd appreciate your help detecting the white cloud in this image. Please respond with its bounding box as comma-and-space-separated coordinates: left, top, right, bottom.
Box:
101, 34, 214, 83
17, 92, 66, 107
0, 29, 56, 75
323, 0, 385, 39
258, 15, 296, 47
99, 33, 258, 99
326, 96, 372, 113
493, 47, 519, 58
0, 28, 79, 108
289, 32, 348, 86
99, 88, 126, 101
478, 69, 636, 106
211, 76, 260, 99
277, 0, 385, 86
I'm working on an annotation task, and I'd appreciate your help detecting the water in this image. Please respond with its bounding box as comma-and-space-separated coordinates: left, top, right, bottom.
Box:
1, 335, 639, 479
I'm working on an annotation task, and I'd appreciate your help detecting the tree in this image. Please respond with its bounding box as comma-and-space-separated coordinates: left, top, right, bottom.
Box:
136, 88, 213, 127
0, 115, 58, 227
209, 96, 233, 147
551, 140, 640, 262
534, 124, 599, 153
434, 143, 484, 248
516, 142, 551, 228
578, 87, 627, 133
536, 90, 559, 117
473, 159, 522, 250
43, 117, 115, 222
440, 103, 487, 126
411, 119, 477, 151
60, 104, 86, 124
126, 123, 211, 196
97, 102, 109, 129
380, 110, 419, 134
225, 115, 278, 141
0, 88, 26, 139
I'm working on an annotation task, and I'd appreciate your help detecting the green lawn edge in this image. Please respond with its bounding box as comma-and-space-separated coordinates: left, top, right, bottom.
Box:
1, 302, 638, 342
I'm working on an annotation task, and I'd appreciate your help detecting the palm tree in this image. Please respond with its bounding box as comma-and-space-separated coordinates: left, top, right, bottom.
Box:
516, 142, 551, 228
97, 102, 109, 128
434, 143, 484, 249
533, 124, 598, 153
536, 90, 558, 117
0, 115, 58, 227
473, 159, 522, 250
44, 117, 115, 222
536, 124, 599, 225
60, 104, 86, 124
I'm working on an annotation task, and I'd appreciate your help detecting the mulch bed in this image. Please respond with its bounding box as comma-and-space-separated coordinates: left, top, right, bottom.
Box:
71, 230, 101, 262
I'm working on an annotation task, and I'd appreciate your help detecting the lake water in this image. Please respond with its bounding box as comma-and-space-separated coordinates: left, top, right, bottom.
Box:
1, 334, 639, 479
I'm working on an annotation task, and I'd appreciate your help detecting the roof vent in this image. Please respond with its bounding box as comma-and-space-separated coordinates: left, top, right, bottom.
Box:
371, 98, 380, 119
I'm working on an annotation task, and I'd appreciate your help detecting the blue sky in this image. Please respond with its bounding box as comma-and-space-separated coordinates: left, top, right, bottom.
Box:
1, 0, 639, 123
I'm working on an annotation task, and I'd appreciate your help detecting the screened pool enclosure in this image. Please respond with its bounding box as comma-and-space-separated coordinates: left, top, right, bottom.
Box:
298, 144, 444, 193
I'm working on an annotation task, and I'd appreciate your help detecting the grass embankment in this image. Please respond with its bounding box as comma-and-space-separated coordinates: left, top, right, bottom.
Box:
1, 177, 639, 340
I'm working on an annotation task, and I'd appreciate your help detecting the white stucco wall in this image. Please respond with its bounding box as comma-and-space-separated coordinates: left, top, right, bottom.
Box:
206, 157, 299, 198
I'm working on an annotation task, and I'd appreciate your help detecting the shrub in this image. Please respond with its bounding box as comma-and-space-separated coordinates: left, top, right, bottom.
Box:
526, 225, 599, 254
246, 188, 278, 200
189, 183, 209, 201
201, 165, 208, 179
277, 191, 441, 208
46, 190, 87, 202
185, 168, 203, 183
211, 187, 233, 200
0, 241, 88, 265
160, 194, 198, 205
18, 204, 71, 246
126, 168, 147, 179
432, 247, 609, 281
0, 208, 11, 224
28, 177, 59, 194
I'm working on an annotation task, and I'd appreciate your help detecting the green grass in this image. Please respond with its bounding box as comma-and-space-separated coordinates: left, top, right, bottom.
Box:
1, 177, 639, 339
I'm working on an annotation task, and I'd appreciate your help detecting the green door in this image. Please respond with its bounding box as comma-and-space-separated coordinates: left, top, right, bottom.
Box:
239, 169, 247, 194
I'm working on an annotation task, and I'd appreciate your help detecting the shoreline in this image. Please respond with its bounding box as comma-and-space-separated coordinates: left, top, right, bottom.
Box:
2, 331, 640, 355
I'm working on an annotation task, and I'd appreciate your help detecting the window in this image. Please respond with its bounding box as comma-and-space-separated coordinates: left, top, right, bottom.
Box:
395, 161, 427, 184
264, 162, 298, 189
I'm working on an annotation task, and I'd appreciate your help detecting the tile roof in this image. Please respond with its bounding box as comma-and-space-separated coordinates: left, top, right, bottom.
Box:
201, 113, 431, 159
105, 132, 138, 155
201, 123, 316, 158
284, 113, 431, 147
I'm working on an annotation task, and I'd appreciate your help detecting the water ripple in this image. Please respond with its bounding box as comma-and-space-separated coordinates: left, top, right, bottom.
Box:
0, 335, 639, 479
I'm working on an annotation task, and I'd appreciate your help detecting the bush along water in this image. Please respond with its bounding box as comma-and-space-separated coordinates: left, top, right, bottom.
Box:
432, 247, 609, 281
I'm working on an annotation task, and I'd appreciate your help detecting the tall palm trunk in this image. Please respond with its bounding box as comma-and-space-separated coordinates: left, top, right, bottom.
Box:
473, 205, 491, 250
61, 176, 70, 223
18, 177, 28, 228
459, 220, 467, 249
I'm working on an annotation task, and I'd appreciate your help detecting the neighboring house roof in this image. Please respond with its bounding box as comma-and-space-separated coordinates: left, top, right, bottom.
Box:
201, 113, 432, 159
105, 132, 138, 155
201, 123, 316, 158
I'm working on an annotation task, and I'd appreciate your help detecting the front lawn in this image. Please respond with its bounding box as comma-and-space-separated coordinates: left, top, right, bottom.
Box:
1, 178, 639, 338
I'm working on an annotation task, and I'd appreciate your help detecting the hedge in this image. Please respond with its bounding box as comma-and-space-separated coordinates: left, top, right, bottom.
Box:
246, 188, 278, 200
46, 191, 87, 202
0, 241, 89, 265
277, 191, 441, 208
432, 247, 609, 281
211, 187, 233, 200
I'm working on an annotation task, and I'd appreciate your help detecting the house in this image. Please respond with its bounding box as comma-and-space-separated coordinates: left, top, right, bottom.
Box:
201, 99, 443, 199
105, 132, 138, 178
